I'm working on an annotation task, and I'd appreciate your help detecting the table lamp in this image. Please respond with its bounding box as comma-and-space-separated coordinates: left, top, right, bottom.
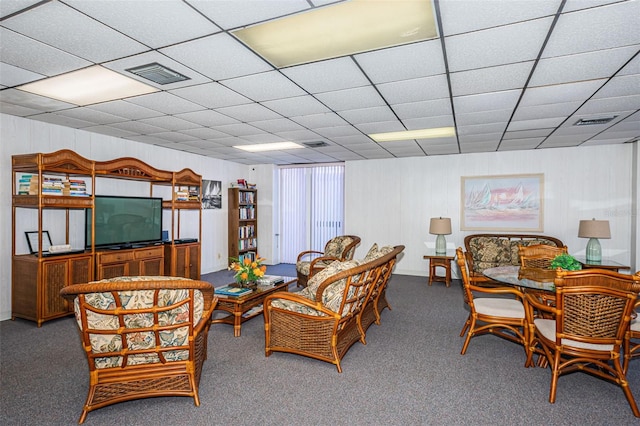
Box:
430, 217, 452, 255
578, 218, 610, 262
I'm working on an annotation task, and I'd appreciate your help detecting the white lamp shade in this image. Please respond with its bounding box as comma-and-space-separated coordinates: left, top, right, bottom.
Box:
429, 217, 452, 235
578, 219, 611, 239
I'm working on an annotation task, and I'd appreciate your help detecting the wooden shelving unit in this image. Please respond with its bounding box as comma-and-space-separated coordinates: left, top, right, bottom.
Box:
11, 149, 202, 326
227, 188, 258, 265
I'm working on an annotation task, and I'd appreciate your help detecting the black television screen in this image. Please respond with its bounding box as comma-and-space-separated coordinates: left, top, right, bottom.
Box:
86, 195, 163, 249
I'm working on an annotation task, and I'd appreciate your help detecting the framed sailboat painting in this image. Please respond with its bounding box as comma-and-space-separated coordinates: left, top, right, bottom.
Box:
461, 173, 544, 231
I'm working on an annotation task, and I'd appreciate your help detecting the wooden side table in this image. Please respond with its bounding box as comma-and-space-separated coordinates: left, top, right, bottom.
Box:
424, 252, 455, 287
572, 255, 630, 272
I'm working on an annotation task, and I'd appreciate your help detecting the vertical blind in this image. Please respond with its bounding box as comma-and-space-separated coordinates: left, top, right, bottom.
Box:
279, 164, 344, 263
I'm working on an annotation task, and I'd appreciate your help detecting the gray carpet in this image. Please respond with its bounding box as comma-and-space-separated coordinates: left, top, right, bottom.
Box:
2, 265, 639, 425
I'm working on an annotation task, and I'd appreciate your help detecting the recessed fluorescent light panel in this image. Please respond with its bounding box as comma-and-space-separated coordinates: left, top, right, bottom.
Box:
369, 127, 456, 142
234, 142, 305, 152
232, 0, 437, 68
17, 65, 159, 106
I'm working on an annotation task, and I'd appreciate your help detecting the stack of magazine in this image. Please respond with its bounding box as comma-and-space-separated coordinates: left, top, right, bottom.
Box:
214, 285, 253, 297
257, 275, 285, 286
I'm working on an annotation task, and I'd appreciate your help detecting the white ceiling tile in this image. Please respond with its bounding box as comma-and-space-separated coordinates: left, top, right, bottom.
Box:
378, 74, 450, 104
423, 145, 460, 155
499, 138, 546, 150
261, 95, 330, 117
315, 86, 386, 111
313, 125, 363, 138
66, 0, 220, 48
582, 136, 635, 146
181, 140, 226, 149
0, 28, 91, 75
507, 117, 564, 132
104, 51, 211, 90
330, 135, 375, 145
460, 141, 500, 152
2, 2, 147, 63
530, 46, 639, 87
512, 101, 582, 121
445, 17, 553, 72
128, 134, 175, 145
273, 128, 325, 141
456, 108, 514, 126
538, 134, 586, 148
108, 121, 166, 135
355, 39, 445, 84
170, 83, 251, 109
519, 79, 606, 107
458, 133, 502, 144
392, 99, 452, 120
503, 129, 554, 139
214, 123, 263, 137
575, 96, 640, 115
29, 112, 95, 128
0, 62, 44, 87
404, 115, 456, 130
618, 54, 640, 76
339, 106, 397, 125
217, 103, 282, 122
453, 90, 521, 114
562, 0, 622, 13
450, 61, 533, 96
180, 127, 231, 140
147, 131, 199, 143
55, 108, 126, 125
290, 112, 349, 129
241, 133, 286, 143
0, 88, 75, 111
139, 116, 201, 132
0, 101, 41, 116
543, 1, 640, 58
174, 110, 239, 127
439, 0, 560, 36
282, 57, 369, 93
125, 92, 204, 115
88, 100, 163, 120
249, 118, 305, 133
82, 125, 139, 139
594, 74, 640, 99
1, 0, 41, 18
190, 0, 310, 30
160, 33, 272, 81
221, 71, 306, 102
459, 122, 508, 135
354, 120, 405, 134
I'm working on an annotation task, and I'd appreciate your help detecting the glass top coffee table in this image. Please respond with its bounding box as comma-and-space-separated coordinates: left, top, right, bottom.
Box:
211, 276, 296, 337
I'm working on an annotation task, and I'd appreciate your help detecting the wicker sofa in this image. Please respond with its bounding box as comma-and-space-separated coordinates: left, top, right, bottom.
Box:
264, 245, 404, 372
60, 276, 217, 424
464, 234, 564, 285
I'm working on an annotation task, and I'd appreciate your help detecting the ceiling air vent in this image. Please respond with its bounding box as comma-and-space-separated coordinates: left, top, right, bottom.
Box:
125, 62, 190, 85
302, 141, 329, 148
573, 116, 617, 126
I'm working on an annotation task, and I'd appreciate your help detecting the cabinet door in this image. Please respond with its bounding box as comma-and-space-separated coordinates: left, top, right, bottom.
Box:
42, 260, 69, 318
140, 258, 163, 276
99, 263, 128, 280
174, 246, 188, 278
187, 245, 200, 280
70, 256, 92, 284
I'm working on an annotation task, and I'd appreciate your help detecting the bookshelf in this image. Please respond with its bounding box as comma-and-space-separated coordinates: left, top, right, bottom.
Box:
228, 188, 258, 265
11, 150, 202, 326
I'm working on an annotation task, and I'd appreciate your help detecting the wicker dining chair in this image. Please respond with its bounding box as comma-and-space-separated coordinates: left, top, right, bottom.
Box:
518, 244, 568, 269
60, 276, 217, 424
456, 248, 530, 365
623, 299, 640, 374
295, 235, 361, 287
524, 269, 640, 417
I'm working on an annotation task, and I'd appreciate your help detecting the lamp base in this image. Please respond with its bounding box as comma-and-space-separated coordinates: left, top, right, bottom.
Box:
435, 234, 447, 255
585, 238, 602, 263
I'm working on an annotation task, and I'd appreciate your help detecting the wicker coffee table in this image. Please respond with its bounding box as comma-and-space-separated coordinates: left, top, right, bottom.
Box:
211, 276, 296, 337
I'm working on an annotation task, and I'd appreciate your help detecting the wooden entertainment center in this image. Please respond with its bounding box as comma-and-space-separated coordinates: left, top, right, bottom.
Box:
11, 150, 202, 326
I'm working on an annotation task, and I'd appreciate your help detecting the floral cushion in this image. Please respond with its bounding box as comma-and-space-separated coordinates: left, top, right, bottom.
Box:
324, 236, 356, 259
469, 236, 561, 273
73, 276, 204, 369
271, 260, 361, 316
509, 238, 561, 265
363, 244, 394, 262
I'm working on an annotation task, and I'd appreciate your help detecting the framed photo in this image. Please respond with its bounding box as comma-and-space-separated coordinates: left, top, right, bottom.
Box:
25, 231, 52, 254
461, 173, 544, 231
201, 179, 222, 209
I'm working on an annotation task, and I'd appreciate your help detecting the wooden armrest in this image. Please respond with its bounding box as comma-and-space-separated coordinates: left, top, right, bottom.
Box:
524, 292, 555, 314
469, 284, 524, 299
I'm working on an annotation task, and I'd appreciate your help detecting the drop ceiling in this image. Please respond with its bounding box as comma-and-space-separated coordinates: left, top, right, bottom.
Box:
0, 0, 638, 165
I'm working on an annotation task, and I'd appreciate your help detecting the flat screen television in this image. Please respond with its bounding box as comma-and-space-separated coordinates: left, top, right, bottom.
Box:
86, 195, 163, 249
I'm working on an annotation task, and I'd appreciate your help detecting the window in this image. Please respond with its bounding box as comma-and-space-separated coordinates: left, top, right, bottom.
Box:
279, 164, 344, 263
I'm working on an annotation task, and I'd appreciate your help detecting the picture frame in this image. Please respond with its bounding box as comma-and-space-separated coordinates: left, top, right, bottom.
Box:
461, 173, 544, 232
25, 231, 52, 254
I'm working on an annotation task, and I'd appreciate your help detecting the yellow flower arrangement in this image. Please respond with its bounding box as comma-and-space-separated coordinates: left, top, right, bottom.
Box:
229, 256, 267, 285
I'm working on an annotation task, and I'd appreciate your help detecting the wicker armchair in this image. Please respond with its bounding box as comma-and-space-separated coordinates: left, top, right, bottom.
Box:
60, 276, 217, 424
524, 269, 640, 417
518, 244, 568, 269
456, 248, 530, 365
295, 235, 361, 287
265, 245, 404, 372
623, 299, 640, 374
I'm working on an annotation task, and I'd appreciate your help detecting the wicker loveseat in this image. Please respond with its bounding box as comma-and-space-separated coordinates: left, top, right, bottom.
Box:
264, 245, 404, 372
464, 234, 564, 285
60, 276, 217, 424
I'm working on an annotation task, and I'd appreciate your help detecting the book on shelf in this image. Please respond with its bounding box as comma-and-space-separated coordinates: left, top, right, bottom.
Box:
215, 285, 253, 297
